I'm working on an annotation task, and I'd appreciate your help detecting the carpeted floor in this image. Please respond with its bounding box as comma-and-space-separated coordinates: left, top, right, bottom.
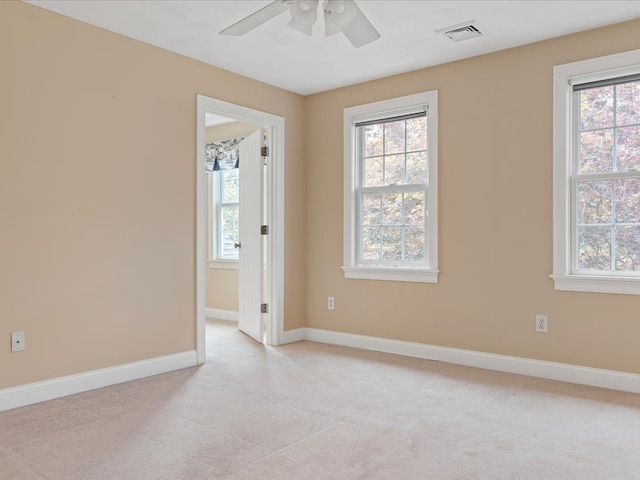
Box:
1, 319, 639, 479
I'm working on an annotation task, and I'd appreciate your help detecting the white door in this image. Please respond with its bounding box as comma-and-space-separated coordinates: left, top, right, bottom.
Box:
238, 129, 265, 343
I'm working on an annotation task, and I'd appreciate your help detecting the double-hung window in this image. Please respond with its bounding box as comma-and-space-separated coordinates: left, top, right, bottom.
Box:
343, 91, 438, 283
206, 136, 241, 267
552, 49, 640, 294
214, 168, 240, 261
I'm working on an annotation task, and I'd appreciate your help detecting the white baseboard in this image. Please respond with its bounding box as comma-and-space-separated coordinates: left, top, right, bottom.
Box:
4, 329, 638, 412
205, 308, 238, 322
300, 328, 640, 395
282, 327, 306, 344
0, 350, 197, 412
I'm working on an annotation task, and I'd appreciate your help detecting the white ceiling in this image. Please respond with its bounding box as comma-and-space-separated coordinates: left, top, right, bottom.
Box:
26, 0, 640, 95
205, 112, 234, 127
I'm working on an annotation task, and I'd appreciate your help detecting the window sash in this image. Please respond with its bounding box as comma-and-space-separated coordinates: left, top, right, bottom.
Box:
569, 80, 640, 275
356, 185, 427, 267
217, 202, 239, 260
355, 113, 428, 189
354, 112, 428, 267
211, 169, 240, 262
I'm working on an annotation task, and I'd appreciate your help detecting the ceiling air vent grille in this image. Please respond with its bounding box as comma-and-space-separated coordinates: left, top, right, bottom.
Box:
437, 21, 485, 42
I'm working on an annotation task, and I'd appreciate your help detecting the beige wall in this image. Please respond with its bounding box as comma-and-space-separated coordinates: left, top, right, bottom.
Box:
3, 0, 640, 393
305, 18, 640, 375
0, 1, 306, 389
205, 122, 259, 312
206, 265, 238, 312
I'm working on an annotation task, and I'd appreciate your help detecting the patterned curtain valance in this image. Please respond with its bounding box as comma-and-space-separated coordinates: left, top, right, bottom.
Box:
205, 137, 244, 172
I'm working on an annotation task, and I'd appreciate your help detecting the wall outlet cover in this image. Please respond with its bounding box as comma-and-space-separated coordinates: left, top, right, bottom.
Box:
11, 332, 25, 352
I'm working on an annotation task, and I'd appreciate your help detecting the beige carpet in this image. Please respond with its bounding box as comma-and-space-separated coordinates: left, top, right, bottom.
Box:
1, 319, 639, 479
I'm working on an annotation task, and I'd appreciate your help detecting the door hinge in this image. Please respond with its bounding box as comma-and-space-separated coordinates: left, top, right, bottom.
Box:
261, 225, 269, 235
261, 146, 269, 157
261, 303, 269, 314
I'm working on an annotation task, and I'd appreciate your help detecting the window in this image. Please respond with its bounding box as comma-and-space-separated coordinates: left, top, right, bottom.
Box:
206, 137, 242, 268
552, 49, 640, 294
215, 169, 240, 260
343, 91, 438, 283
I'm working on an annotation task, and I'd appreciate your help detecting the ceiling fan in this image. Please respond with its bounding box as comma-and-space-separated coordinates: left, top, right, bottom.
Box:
220, 0, 380, 48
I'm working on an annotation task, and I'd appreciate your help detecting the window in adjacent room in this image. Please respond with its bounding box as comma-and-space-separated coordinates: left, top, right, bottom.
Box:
206, 137, 242, 267
214, 168, 240, 261
342, 91, 438, 283
552, 49, 640, 294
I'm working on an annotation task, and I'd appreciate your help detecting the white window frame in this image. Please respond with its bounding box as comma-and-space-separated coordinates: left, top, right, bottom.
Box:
342, 91, 438, 283
207, 170, 239, 270
552, 48, 640, 294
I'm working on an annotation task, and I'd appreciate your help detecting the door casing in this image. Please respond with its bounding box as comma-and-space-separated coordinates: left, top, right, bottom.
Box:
196, 95, 285, 363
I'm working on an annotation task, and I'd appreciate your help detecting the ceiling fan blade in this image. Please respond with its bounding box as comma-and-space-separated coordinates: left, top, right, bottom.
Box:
220, 0, 289, 36
341, 6, 380, 48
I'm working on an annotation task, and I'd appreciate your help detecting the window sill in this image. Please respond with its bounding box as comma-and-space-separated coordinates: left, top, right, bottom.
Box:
550, 274, 640, 295
207, 260, 238, 270
342, 266, 439, 283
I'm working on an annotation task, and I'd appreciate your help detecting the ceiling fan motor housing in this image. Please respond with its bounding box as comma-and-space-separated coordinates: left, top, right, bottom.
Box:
324, 0, 358, 26
222, 0, 379, 48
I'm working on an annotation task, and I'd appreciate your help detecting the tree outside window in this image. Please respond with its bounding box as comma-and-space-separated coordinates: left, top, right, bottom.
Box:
575, 79, 640, 272
358, 115, 428, 265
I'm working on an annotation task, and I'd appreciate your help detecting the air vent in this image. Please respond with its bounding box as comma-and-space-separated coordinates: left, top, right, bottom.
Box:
436, 20, 485, 42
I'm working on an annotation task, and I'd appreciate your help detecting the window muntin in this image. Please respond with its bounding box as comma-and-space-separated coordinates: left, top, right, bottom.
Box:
215, 169, 239, 261
356, 114, 428, 266
572, 77, 640, 274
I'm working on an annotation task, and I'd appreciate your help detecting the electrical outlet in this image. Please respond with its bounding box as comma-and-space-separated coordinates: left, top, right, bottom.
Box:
535, 315, 548, 333
327, 296, 335, 310
11, 332, 25, 352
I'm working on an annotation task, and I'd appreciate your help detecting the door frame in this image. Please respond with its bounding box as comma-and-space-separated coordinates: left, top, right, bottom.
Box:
196, 94, 285, 364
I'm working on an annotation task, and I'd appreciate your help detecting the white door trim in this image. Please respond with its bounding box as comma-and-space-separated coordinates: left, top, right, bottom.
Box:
196, 95, 285, 364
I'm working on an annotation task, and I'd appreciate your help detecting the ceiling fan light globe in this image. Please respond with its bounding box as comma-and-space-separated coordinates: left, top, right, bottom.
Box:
288, 18, 313, 35
323, 10, 345, 36
326, 0, 357, 26
290, 0, 319, 26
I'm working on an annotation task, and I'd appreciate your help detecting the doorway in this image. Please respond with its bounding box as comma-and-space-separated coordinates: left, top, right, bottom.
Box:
196, 95, 285, 364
